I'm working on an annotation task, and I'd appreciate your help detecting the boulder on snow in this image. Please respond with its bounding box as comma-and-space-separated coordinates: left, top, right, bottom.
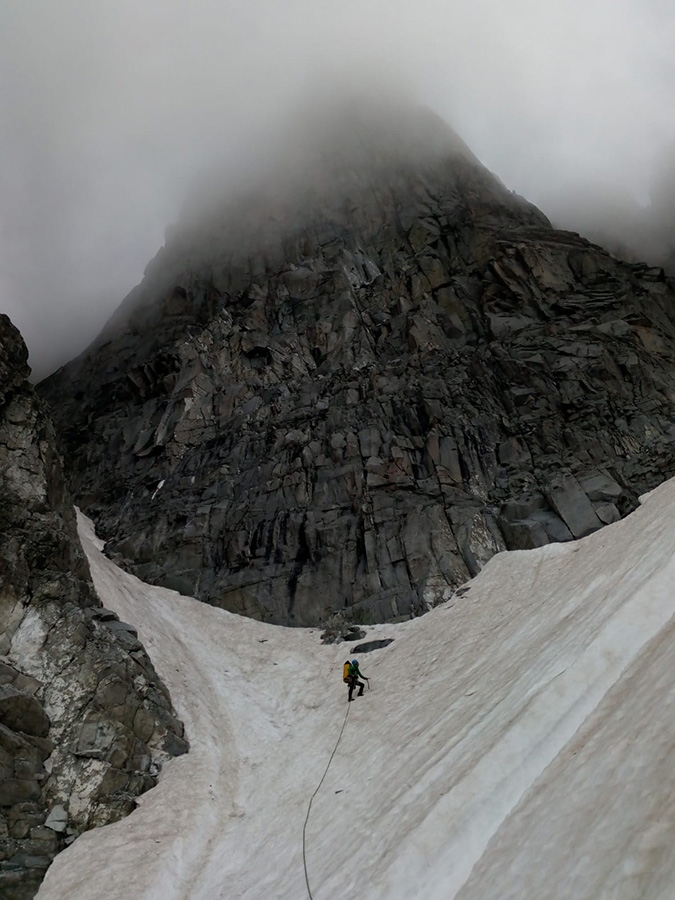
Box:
352, 639, 395, 653
320, 625, 366, 644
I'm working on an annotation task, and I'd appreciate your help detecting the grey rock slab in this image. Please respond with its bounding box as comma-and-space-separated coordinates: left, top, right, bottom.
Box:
498, 517, 551, 551
105, 620, 138, 637
44, 805, 68, 833
536, 511, 574, 543
0, 686, 50, 738
500, 494, 548, 522
545, 474, 604, 539
578, 472, 623, 502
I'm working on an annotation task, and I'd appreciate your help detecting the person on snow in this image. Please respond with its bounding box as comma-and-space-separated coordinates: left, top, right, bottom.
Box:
345, 658, 368, 701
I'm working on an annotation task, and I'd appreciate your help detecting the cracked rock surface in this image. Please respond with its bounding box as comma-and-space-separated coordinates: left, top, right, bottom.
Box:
40, 105, 675, 627
0, 315, 187, 900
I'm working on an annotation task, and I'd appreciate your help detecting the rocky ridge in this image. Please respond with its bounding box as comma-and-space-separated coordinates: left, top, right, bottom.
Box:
41, 105, 675, 627
0, 315, 187, 899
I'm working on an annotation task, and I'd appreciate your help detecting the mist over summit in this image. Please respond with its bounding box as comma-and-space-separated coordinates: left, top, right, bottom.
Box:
89, 93, 527, 355
2, 0, 674, 378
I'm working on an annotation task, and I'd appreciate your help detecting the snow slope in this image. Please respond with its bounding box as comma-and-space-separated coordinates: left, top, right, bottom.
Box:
37, 480, 675, 900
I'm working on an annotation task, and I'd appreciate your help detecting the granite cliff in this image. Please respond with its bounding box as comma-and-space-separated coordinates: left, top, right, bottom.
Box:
0, 315, 187, 899
41, 103, 675, 627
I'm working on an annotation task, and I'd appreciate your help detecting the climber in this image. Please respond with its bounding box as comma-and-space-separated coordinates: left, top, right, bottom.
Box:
346, 658, 369, 701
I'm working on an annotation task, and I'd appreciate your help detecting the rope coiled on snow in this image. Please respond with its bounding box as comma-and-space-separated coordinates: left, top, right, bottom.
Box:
302, 702, 351, 900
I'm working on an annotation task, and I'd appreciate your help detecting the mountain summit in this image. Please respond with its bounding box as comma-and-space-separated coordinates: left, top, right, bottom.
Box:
41, 99, 675, 626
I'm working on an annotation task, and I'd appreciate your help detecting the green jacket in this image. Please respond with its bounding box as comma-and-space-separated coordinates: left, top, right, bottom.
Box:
348, 663, 365, 680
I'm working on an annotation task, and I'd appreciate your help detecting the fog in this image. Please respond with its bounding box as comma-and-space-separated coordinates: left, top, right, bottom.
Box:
1, 0, 674, 378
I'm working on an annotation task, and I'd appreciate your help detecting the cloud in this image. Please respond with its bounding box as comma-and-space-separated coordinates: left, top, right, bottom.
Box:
1, 0, 674, 377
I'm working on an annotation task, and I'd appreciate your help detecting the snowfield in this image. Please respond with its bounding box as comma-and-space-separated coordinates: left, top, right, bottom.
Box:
37, 479, 675, 900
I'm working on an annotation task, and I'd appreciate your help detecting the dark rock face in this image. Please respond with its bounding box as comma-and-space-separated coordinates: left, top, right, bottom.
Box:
40, 106, 675, 628
0, 315, 187, 900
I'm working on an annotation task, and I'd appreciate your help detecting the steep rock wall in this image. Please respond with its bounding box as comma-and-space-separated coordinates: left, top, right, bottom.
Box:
0, 315, 187, 899
41, 109, 675, 626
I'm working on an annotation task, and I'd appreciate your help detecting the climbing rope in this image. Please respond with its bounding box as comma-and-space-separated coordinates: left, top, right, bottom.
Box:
302, 702, 351, 900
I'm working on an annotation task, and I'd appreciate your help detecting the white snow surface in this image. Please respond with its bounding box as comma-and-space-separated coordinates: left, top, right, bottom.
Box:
37, 480, 675, 900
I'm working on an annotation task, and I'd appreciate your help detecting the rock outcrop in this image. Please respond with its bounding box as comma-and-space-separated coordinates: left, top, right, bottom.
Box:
40, 103, 675, 627
0, 315, 187, 900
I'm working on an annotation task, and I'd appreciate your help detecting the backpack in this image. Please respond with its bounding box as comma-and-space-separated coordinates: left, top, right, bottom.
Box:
343, 661, 351, 683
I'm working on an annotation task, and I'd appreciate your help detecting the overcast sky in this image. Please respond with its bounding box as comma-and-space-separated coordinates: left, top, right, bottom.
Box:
1, 0, 674, 378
